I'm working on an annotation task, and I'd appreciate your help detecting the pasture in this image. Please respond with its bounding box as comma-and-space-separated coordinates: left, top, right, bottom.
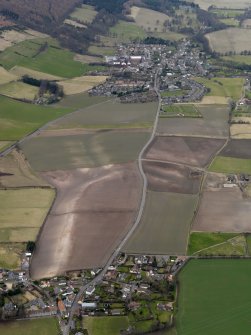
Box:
56, 92, 108, 109
0, 188, 55, 242
223, 54, 251, 65
189, 0, 251, 10
21, 131, 149, 171
143, 161, 202, 194
177, 259, 251, 335
0, 95, 71, 141
209, 156, 251, 174
0, 81, 38, 100
110, 21, 146, 42
0, 318, 59, 335
88, 45, 116, 56
0, 141, 12, 152
0, 243, 24, 269
157, 104, 229, 137
10, 66, 63, 80
194, 77, 244, 100
123, 191, 198, 255
206, 28, 251, 54
30, 163, 141, 279
58, 75, 107, 95
70, 4, 97, 24
0, 38, 98, 78
145, 136, 225, 168
192, 187, 251, 232
161, 104, 202, 118
129, 6, 169, 33
187, 232, 238, 255
0, 66, 17, 84
231, 122, 251, 139
84, 316, 129, 335
50, 100, 157, 129
0, 150, 49, 188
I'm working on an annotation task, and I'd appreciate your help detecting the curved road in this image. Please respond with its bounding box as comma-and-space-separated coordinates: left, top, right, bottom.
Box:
63, 71, 161, 335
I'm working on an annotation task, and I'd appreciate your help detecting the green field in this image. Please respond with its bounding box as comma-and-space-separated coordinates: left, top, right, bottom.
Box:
110, 20, 146, 42
0, 318, 59, 335
88, 45, 116, 56
219, 18, 239, 26
177, 259, 251, 335
223, 54, 251, 65
0, 188, 55, 242
246, 234, 251, 255
123, 192, 198, 255
21, 132, 149, 171
161, 104, 202, 118
187, 232, 238, 255
0, 141, 13, 151
209, 156, 251, 174
210, 9, 244, 18
161, 90, 189, 98
0, 38, 100, 78
0, 81, 38, 100
51, 100, 157, 129
0, 95, 72, 140
57, 93, 108, 109
194, 77, 244, 100
70, 4, 97, 24
84, 316, 129, 335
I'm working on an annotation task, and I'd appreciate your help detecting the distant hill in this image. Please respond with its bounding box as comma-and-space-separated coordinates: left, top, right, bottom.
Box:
0, 0, 81, 30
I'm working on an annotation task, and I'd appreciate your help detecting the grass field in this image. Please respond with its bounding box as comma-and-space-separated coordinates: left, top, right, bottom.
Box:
58, 75, 107, 95
0, 66, 17, 84
56, 93, 108, 109
210, 9, 244, 18
123, 192, 198, 255
50, 100, 157, 129
161, 90, 189, 98
88, 45, 116, 56
194, 77, 244, 100
0, 318, 59, 335
187, 232, 238, 255
0, 81, 38, 100
0, 141, 13, 151
70, 4, 97, 24
21, 132, 149, 171
223, 54, 251, 65
206, 28, 251, 54
0, 95, 72, 141
0, 243, 25, 269
129, 6, 170, 33
10, 66, 63, 80
0, 38, 99, 78
0, 188, 55, 242
161, 104, 202, 118
209, 156, 251, 174
110, 20, 146, 42
219, 18, 239, 26
246, 234, 251, 255
84, 316, 129, 335
190, 0, 251, 10
177, 259, 251, 335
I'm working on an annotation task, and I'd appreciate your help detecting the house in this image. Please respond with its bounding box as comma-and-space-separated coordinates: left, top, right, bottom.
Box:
86, 286, 95, 296
81, 302, 97, 309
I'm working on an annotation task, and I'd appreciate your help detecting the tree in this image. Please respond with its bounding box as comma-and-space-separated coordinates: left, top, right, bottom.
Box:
26, 241, 36, 252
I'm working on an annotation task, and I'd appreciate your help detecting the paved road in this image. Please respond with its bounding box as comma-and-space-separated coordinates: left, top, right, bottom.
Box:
63, 71, 161, 335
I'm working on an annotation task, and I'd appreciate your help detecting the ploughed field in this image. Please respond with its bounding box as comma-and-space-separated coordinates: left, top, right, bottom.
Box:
30, 163, 142, 279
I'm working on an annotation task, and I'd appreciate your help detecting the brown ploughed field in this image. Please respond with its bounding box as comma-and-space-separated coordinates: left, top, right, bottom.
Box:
220, 139, 251, 159
143, 160, 202, 194
144, 136, 225, 168
30, 162, 141, 279
192, 187, 251, 233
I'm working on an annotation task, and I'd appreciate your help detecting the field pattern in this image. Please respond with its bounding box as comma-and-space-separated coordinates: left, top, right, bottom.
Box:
84, 316, 129, 335
0, 318, 59, 335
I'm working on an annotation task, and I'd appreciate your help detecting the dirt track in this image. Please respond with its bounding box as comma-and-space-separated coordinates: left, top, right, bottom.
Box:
143, 160, 202, 194
144, 136, 225, 168
30, 162, 142, 279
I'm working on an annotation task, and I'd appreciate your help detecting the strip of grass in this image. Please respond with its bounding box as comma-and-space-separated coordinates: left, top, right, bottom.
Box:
209, 156, 251, 174
177, 259, 251, 335
188, 232, 238, 255
0, 95, 72, 141
84, 316, 129, 335
0, 318, 59, 335
161, 104, 202, 118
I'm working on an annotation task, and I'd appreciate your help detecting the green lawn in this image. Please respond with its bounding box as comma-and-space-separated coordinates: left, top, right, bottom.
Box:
187, 232, 238, 255
177, 259, 251, 335
0, 38, 100, 78
0, 318, 59, 335
209, 156, 251, 174
0, 95, 72, 140
161, 104, 202, 118
194, 77, 244, 100
84, 316, 129, 335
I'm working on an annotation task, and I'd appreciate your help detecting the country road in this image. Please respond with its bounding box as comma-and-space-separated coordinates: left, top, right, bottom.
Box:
62, 70, 161, 335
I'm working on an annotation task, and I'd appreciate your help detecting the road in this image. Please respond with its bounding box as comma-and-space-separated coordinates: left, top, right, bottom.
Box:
62, 71, 161, 335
